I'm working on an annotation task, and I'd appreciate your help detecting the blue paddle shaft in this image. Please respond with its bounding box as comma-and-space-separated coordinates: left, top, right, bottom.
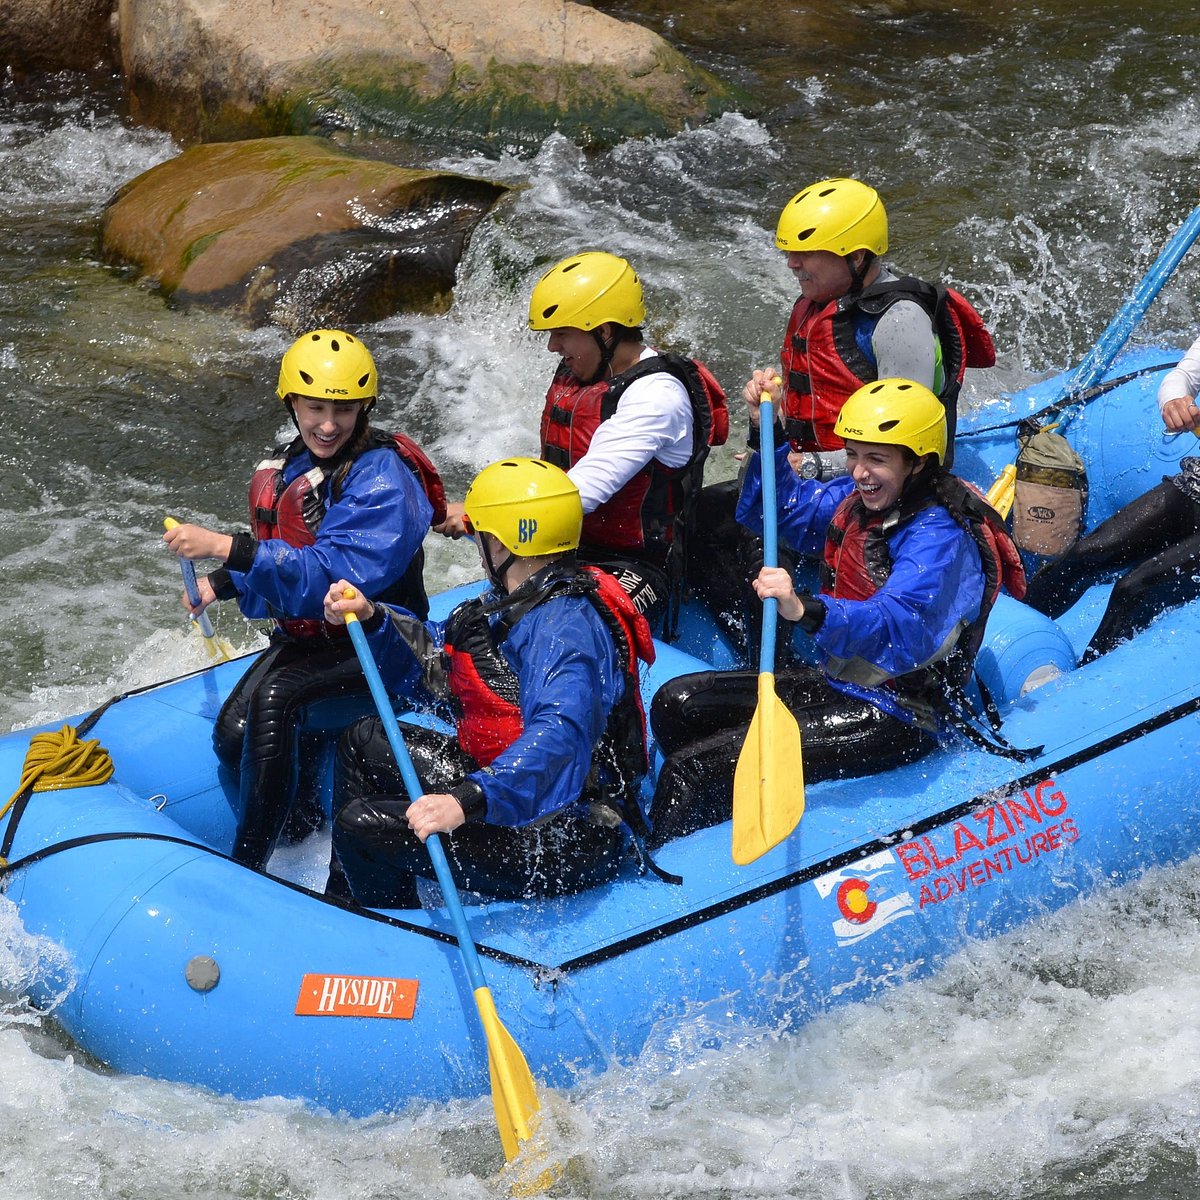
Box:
1064, 201, 1200, 403
758, 397, 779, 675
344, 614, 488, 993
178, 557, 218, 640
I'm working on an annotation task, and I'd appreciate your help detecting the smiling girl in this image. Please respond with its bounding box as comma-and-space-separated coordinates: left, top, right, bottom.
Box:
648, 379, 1024, 841
163, 329, 443, 869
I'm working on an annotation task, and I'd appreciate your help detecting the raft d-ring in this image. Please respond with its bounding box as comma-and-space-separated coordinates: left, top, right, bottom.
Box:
151, 794, 169, 811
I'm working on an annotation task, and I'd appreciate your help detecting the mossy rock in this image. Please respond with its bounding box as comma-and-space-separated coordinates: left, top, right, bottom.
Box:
117, 0, 749, 150
100, 137, 510, 329
270, 48, 745, 151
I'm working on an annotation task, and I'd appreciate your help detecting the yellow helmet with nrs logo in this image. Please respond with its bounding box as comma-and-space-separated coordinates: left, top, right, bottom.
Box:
834, 378, 947, 464
775, 177, 888, 257
276, 330, 377, 403
527, 251, 646, 331
463, 458, 583, 557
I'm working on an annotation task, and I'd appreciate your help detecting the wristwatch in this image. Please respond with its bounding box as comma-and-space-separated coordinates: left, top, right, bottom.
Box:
795, 452, 822, 481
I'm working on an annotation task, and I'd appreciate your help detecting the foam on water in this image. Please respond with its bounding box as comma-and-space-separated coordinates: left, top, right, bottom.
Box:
0, 106, 175, 208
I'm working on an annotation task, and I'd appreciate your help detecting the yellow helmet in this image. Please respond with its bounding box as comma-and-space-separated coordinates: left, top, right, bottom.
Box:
464, 458, 583, 557
775, 177, 888, 257
834, 378, 947, 464
276, 330, 377, 403
527, 252, 646, 331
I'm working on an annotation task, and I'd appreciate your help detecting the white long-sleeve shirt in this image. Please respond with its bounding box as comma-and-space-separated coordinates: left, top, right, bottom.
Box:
1158, 333, 1200, 413
567, 346, 695, 514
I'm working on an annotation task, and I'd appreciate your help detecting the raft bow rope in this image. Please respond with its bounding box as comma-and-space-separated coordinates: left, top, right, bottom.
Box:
0, 722, 114, 864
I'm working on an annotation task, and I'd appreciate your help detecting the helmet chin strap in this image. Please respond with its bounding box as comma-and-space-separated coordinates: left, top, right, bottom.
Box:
845, 250, 876, 296
479, 536, 517, 594
586, 327, 619, 384
897, 454, 936, 505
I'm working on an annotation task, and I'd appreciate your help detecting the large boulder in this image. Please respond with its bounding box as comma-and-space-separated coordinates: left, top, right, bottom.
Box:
100, 137, 510, 329
116, 0, 743, 149
1, 0, 114, 74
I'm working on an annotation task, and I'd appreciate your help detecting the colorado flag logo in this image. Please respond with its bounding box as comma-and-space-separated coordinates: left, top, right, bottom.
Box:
814, 848, 914, 946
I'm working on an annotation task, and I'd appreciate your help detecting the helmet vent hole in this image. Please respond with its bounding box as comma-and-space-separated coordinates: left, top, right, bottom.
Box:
541, 304, 558, 319
299, 370, 314, 385
356, 373, 370, 388
818, 187, 836, 196
330, 338, 341, 351
797, 227, 817, 242
562, 262, 579, 273
878, 419, 900, 432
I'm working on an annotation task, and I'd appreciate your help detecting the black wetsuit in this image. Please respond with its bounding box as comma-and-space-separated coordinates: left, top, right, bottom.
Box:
213, 636, 378, 861
1023, 470, 1200, 662
648, 666, 931, 844
328, 721, 626, 906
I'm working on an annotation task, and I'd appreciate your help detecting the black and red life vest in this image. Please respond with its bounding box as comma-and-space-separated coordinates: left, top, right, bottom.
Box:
539, 352, 728, 565
781, 276, 995, 457
247, 430, 445, 639
820, 472, 1024, 694
442, 562, 655, 819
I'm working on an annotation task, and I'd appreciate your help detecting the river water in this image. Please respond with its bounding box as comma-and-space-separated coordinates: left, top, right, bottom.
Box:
2, 2, 1199, 1195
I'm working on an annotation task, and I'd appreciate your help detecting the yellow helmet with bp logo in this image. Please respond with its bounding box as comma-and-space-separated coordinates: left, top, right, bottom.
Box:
463, 458, 583, 557
834, 378, 947, 464
276, 330, 377, 404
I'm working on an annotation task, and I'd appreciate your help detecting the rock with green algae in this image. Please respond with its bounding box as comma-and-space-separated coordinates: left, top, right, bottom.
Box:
116, 0, 747, 150
100, 137, 510, 329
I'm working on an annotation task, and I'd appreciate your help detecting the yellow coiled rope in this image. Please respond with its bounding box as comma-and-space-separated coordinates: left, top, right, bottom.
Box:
1, 724, 114, 821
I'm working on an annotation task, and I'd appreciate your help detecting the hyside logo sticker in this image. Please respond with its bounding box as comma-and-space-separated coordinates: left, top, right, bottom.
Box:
295, 974, 419, 1019
813, 848, 915, 947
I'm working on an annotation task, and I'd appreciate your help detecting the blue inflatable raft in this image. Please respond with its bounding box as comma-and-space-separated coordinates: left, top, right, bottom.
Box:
2, 347, 1198, 1121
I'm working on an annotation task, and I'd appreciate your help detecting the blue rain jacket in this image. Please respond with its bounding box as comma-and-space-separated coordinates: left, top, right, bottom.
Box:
230, 445, 433, 622
366, 589, 626, 827
738, 443, 984, 724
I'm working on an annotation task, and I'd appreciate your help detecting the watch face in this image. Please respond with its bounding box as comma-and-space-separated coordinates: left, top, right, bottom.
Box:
799, 456, 820, 479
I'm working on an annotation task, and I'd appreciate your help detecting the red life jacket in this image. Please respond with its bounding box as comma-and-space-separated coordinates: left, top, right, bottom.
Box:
442, 564, 655, 818
781, 276, 995, 460
247, 430, 445, 639
821, 472, 1024, 691
539, 352, 728, 563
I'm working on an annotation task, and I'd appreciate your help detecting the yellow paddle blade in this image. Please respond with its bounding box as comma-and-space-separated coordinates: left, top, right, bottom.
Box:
732, 673, 805, 865
474, 985, 561, 1191
198, 628, 235, 662
985, 463, 1017, 520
